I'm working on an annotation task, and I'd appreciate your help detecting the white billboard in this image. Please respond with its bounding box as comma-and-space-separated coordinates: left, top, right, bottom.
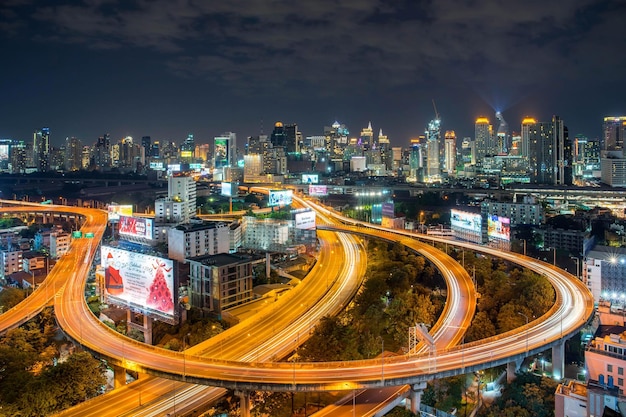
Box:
268, 190, 293, 207
119, 215, 154, 240
101, 246, 175, 321
221, 182, 238, 197
309, 184, 328, 196
450, 209, 482, 233
294, 211, 316, 230
487, 215, 511, 241
302, 174, 319, 184
108, 204, 133, 221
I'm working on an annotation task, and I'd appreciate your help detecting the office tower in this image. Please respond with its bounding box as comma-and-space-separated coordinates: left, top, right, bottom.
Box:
9, 140, 26, 174
520, 117, 536, 159
33, 127, 50, 172
141, 136, 151, 160
195, 144, 210, 162
425, 117, 441, 181
81, 146, 91, 170
92, 134, 111, 171
527, 116, 570, 185
181, 134, 195, 160
378, 129, 391, 169
495, 111, 509, 154
602, 116, 626, 152
65, 137, 83, 171
151, 141, 160, 159
324, 121, 349, 157
214, 132, 236, 169
360, 122, 374, 148
270, 122, 287, 148
444, 130, 457, 175
408, 137, 425, 182
474, 117, 494, 160
460, 137, 474, 166
284, 123, 300, 154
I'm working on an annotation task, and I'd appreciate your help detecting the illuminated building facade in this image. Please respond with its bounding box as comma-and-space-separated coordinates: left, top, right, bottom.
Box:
474, 117, 494, 160
444, 130, 456, 175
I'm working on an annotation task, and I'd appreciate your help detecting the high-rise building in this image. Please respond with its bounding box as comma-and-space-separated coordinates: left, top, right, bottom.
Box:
360, 122, 374, 148
92, 134, 111, 171
33, 127, 50, 172
474, 117, 494, 160
527, 116, 571, 185
324, 121, 349, 157
495, 111, 509, 154
444, 130, 457, 175
521, 117, 537, 159
378, 129, 391, 170
602, 116, 626, 151
425, 118, 441, 181
141, 136, 151, 160
180, 134, 195, 161
65, 137, 83, 171
408, 137, 425, 182
214, 132, 236, 169
284, 123, 300, 154
270, 122, 287, 148
168, 175, 197, 222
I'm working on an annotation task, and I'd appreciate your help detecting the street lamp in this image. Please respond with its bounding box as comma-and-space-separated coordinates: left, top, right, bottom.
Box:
518, 312, 529, 354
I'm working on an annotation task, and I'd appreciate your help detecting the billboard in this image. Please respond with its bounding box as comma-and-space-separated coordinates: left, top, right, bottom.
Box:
214, 138, 229, 168
221, 182, 238, 197
149, 161, 165, 170
302, 174, 319, 184
450, 209, 482, 233
268, 190, 293, 207
108, 204, 133, 221
382, 202, 395, 218
101, 246, 175, 321
309, 184, 328, 196
294, 210, 316, 230
487, 215, 511, 241
119, 215, 154, 240
180, 150, 193, 158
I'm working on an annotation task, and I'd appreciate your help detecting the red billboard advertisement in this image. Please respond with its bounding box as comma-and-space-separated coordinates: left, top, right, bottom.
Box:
101, 246, 175, 322
119, 215, 154, 240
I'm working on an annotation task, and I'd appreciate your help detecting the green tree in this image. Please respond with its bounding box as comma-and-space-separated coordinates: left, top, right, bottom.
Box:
465, 311, 497, 342
0, 287, 26, 311
44, 351, 107, 408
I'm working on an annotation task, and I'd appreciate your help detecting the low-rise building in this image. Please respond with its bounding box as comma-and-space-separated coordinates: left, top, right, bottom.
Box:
168, 222, 230, 262
187, 253, 262, 315
481, 198, 544, 226
584, 246, 626, 303
50, 232, 71, 258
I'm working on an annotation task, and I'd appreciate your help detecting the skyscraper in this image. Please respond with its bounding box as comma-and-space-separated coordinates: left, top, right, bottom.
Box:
527, 116, 570, 185
214, 132, 236, 169
65, 137, 83, 171
425, 117, 441, 181
360, 122, 374, 148
602, 116, 626, 151
520, 117, 537, 159
474, 117, 494, 160
444, 130, 457, 175
495, 111, 509, 154
33, 127, 50, 172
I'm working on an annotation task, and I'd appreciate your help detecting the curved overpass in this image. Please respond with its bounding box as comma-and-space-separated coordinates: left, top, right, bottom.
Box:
52, 201, 591, 392
1, 201, 593, 397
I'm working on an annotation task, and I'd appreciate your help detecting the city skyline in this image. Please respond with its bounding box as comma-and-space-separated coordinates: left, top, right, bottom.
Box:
1, 0, 625, 146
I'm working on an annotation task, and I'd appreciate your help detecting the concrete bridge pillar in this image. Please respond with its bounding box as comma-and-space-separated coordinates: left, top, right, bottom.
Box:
507, 359, 523, 383
552, 342, 565, 380
406, 382, 427, 414
236, 390, 251, 417
113, 365, 126, 388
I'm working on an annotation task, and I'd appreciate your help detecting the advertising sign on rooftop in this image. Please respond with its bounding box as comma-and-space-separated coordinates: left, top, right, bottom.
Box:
268, 190, 293, 207
450, 209, 482, 233
382, 202, 395, 218
308, 185, 328, 196
108, 204, 133, 221
119, 215, 154, 240
294, 210, 316, 230
101, 246, 175, 322
487, 215, 511, 241
302, 174, 319, 184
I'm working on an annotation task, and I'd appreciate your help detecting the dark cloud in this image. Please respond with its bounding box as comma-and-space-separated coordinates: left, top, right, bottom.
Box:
0, 0, 624, 144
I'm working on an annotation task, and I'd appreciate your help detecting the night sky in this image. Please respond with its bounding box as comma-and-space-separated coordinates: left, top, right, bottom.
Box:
1, 0, 625, 148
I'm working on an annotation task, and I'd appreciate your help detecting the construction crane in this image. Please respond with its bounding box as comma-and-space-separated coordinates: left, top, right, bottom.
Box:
432, 99, 440, 121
